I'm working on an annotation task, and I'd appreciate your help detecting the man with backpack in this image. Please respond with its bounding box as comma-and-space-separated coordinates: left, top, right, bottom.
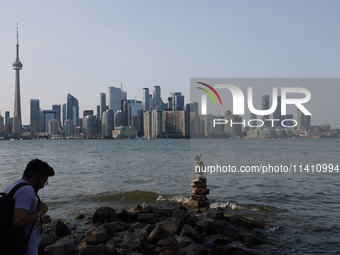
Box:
2, 159, 55, 255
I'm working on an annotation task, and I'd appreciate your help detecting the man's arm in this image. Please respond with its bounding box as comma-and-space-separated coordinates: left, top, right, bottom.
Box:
13, 202, 48, 228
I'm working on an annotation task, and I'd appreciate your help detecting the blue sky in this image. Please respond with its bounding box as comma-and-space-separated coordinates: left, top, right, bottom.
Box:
0, 1, 339, 126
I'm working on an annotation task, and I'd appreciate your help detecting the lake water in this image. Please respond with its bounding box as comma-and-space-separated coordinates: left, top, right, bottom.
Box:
0, 138, 339, 254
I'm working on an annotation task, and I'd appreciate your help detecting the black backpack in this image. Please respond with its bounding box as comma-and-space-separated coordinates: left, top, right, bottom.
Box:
0, 182, 35, 255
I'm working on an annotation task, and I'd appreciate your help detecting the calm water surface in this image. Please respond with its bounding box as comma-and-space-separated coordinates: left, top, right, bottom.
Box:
0, 138, 339, 254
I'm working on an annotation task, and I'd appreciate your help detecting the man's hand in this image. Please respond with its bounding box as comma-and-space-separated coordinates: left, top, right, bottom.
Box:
40, 215, 52, 224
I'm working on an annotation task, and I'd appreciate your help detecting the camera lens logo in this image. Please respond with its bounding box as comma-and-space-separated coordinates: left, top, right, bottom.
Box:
196, 82, 222, 114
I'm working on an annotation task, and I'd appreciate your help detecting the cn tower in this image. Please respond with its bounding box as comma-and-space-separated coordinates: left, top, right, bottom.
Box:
12, 24, 23, 137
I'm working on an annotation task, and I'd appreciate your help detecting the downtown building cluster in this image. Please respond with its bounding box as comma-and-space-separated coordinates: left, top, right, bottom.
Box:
0, 86, 190, 139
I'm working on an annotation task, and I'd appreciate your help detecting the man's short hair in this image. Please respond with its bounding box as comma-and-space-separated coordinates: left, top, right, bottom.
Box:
23, 159, 55, 179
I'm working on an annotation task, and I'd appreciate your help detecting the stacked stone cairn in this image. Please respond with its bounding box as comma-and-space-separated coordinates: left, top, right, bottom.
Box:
188, 153, 209, 208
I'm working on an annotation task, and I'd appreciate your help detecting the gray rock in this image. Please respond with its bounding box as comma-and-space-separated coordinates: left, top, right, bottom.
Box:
176, 243, 209, 255
44, 237, 76, 255
50, 220, 71, 237
147, 225, 169, 244
78, 246, 112, 255
38, 233, 60, 255
121, 232, 144, 254
90, 226, 109, 243
115, 208, 131, 222
130, 222, 147, 231
157, 236, 174, 246
196, 218, 217, 235
180, 224, 204, 244
142, 202, 152, 213
206, 210, 224, 220
174, 235, 195, 247
162, 217, 184, 235
213, 220, 233, 235
143, 224, 156, 234
129, 204, 142, 213
136, 229, 149, 241
110, 221, 126, 232
92, 207, 116, 224
152, 202, 187, 217
172, 209, 188, 221
136, 213, 159, 224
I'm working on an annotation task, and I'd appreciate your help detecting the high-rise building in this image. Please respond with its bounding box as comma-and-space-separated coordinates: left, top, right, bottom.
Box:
114, 111, 124, 128
152, 109, 162, 137
261, 95, 269, 126
64, 119, 73, 137
102, 109, 114, 137
62, 104, 66, 126
172, 92, 184, 111
297, 109, 305, 130
142, 88, 149, 112
121, 90, 127, 102
167, 97, 172, 111
42, 110, 57, 132
12, 26, 23, 136
48, 119, 58, 136
52, 104, 61, 122
100, 93, 106, 120
281, 114, 294, 127
0, 115, 4, 136
153, 86, 161, 110
224, 110, 234, 135
162, 111, 189, 137
5, 111, 10, 125
296, 109, 311, 130
305, 115, 311, 130
30, 99, 40, 135
144, 111, 152, 138
249, 112, 257, 130
83, 115, 96, 136
137, 109, 144, 137
108, 87, 122, 113
83, 110, 94, 117
273, 96, 281, 127
66, 93, 79, 127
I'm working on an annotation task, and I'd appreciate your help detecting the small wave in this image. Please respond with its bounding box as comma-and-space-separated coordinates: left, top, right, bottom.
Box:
209, 201, 275, 212
157, 195, 190, 204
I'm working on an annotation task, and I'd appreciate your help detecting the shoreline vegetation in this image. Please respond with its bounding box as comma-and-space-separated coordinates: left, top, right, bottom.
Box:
38, 202, 268, 255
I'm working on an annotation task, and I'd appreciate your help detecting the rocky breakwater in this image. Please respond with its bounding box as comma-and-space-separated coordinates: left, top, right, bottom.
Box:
38, 202, 268, 255
188, 154, 209, 209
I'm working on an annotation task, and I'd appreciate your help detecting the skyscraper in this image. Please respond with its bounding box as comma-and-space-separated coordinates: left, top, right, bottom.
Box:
100, 93, 106, 120
102, 109, 114, 137
30, 99, 40, 135
153, 86, 161, 110
273, 96, 281, 127
52, 104, 61, 122
66, 93, 79, 128
142, 88, 149, 112
108, 87, 122, 113
172, 92, 184, 111
261, 95, 269, 126
12, 25, 23, 136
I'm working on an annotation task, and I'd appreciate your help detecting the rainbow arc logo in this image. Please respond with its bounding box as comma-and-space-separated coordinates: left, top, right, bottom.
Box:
196, 82, 223, 106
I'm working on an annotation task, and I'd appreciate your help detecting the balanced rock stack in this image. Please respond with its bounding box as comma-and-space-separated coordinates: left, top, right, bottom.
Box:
188, 153, 209, 208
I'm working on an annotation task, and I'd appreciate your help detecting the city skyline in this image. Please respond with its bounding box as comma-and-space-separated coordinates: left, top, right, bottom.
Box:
1, 2, 340, 127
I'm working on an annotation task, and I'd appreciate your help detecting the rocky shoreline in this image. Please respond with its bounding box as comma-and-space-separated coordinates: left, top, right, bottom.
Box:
38, 202, 268, 255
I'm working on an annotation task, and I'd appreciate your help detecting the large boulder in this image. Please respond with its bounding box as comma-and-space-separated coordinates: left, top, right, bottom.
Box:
50, 220, 71, 237
92, 207, 116, 224
180, 224, 204, 244
44, 237, 76, 255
